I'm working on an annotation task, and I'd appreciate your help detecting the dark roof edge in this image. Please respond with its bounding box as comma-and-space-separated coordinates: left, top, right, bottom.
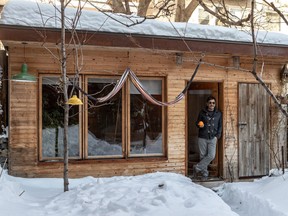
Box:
0, 24, 288, 57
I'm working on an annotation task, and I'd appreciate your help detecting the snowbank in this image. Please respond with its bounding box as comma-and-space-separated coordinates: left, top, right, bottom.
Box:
0, 169, 238, 216
217, 169, 288, 216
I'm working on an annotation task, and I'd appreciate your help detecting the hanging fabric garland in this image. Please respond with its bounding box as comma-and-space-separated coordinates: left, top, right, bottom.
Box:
129, 70, 184, 106
96, 68, 130, 103
72, 59, 202, 106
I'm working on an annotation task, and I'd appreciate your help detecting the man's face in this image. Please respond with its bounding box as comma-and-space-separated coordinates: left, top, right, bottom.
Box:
207, 99, 216, 111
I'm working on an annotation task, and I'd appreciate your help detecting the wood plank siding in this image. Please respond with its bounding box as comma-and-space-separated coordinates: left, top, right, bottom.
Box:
5, 40, 287, 179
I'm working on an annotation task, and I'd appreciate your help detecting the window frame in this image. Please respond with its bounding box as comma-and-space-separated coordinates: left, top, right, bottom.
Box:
84, 75, 124, 159
39, 74, 83, 161
39, 74, 167, 161
127, 77, 166, 158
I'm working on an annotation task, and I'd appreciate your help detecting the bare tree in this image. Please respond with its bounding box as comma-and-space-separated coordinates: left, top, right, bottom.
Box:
103, 0, 253, 24
37, 0, 87, 192
59, 0, 69, 192
103, 0, 175, 18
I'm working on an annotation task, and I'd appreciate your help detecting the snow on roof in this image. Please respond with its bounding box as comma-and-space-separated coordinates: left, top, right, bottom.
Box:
1, 0, 288, 46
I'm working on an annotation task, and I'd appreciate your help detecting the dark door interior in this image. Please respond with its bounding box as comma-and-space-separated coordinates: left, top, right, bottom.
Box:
187, 82, 222, 178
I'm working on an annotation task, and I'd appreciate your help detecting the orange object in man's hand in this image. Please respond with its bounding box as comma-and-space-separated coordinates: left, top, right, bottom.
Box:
198, 121, 204, 128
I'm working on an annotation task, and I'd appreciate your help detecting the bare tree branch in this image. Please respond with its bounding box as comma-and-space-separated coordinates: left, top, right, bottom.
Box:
263, 0, 288, 26
197, 0, 251, 26
249, 0, 288, 117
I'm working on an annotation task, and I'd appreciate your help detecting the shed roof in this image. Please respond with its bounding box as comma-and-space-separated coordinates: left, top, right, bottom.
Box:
1, 0, 288, 57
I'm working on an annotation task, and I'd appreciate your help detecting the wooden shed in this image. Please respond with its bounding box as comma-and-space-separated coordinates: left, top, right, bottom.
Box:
0, 1, 287, 181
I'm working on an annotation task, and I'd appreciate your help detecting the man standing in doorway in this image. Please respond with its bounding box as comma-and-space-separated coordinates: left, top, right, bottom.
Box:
193, 95, 222, 180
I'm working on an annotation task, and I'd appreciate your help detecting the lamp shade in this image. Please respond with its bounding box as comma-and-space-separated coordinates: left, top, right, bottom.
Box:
67, 95, 83, 105
12, 63, 36, 82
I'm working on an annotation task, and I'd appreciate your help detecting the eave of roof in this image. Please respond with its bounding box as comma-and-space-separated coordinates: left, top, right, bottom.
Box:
1, 24, 288, 57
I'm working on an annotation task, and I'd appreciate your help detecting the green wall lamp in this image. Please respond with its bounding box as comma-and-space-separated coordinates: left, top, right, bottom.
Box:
12, 63, 36, 82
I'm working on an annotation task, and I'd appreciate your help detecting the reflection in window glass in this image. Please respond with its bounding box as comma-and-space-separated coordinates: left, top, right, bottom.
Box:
87, 78, 122, 157
215, 7, 224, 26
130, 80, 163, 155
198, 8, 210, 25
42, 77, 80, 158
266, 12, 280, 32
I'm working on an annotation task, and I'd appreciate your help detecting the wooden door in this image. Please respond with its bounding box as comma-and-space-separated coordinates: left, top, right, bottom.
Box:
238, 83, 270, 177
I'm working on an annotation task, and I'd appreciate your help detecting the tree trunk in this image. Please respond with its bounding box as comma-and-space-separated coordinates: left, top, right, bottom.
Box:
124, 0, 131, 14
175, 0, 185, 22
183, 0, 198, 21
137, 0, 152, 16
60, 0, 69, 192
107, 0, 126, 13
175, 0, 198, 22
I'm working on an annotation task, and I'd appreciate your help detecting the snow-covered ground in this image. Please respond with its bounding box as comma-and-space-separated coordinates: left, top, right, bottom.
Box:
216, 169, 288, 216
0, 168, 287, 216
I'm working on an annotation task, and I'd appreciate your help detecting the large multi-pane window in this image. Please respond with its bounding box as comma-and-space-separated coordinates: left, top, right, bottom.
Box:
40, 75, 165, 161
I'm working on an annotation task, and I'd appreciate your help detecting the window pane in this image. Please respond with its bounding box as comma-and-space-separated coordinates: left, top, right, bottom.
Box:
87, 78, 122, 157
266, 12, 280, 32
198, 8, 210, 25
215, 7, 224, 26
130, 80, 163, 155
42, 77, 80, 158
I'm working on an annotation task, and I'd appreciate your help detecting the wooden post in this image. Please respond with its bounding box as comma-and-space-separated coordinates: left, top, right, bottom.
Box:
282, 146, 285, 174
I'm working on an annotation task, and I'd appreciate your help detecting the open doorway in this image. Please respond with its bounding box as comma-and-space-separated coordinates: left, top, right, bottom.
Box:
187, 82, 223, 179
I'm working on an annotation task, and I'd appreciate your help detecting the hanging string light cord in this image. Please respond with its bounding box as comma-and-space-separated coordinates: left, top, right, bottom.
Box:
72, 59, 202, 106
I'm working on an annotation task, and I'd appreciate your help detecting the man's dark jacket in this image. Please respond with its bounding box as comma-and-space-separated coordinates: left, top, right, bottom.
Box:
196, 108, 222, 140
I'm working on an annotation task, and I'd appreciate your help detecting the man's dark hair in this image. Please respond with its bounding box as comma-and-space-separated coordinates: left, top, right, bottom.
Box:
206, 95, 216, 102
